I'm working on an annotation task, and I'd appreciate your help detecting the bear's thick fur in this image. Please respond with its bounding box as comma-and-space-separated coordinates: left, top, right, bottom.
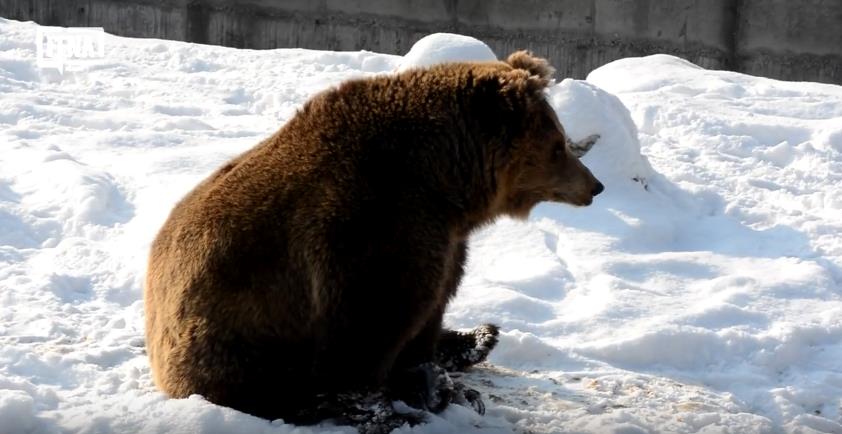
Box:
144, 51, 603, 431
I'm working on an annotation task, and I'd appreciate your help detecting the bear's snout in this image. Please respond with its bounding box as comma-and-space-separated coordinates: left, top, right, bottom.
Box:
591, 182, 604, 197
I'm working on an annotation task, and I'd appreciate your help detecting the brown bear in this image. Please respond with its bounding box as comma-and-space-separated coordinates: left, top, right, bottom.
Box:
144, 51, 603, 433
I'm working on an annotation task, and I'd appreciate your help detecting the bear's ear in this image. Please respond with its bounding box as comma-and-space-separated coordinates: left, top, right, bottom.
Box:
505, 51, 555, 88
496, 51, 555, 105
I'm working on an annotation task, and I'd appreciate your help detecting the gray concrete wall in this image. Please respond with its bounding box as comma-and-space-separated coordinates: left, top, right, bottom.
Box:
1, 0, 840, 84
736, 0, 842, 84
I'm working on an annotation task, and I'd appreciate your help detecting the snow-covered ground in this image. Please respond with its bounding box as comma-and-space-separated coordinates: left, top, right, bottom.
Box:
1, 18, 842, 434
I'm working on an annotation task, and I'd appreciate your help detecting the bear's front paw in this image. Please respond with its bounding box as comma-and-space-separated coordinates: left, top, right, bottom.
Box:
427, 363, 455, 413
416, 365, 486, 416
390, 362, 453, 413
438, 324, 500, 372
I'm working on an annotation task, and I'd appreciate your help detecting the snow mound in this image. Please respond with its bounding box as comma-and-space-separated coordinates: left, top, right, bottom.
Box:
396, 33, 497, 72
549, 79, 656, 188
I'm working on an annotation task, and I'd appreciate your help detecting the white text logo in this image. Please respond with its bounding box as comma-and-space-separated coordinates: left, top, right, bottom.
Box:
36, 27, 105, 74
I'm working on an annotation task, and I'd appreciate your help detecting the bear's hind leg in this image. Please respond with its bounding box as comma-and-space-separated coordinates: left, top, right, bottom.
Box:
437, 324, 500, 372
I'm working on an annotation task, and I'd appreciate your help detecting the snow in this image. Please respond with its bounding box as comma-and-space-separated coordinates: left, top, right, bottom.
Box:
2, 17, 842, 434
396, 33, 497, 72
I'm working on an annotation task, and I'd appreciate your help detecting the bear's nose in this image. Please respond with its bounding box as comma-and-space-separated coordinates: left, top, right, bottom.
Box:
591, 182, 604, 196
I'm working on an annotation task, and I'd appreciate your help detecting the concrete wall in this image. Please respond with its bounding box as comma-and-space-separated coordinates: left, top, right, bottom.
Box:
736, 0, 842, 83
2, 0, 840, 84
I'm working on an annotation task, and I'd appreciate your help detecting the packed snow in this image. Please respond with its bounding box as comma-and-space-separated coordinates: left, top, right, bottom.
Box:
1, 19, 842, 434
396, 33, 497, 72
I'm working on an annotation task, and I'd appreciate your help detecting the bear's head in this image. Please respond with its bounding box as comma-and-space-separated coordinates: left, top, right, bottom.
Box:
490, 51, 604, 218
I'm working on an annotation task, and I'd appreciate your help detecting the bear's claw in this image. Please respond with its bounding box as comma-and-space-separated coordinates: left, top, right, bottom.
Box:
390, 362, 486, 417
452, 382, 486, 415
423, 363, 486, 416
